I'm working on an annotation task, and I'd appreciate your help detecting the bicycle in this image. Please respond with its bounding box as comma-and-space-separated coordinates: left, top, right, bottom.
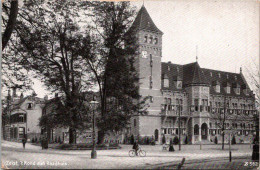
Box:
129, 148, 146, 157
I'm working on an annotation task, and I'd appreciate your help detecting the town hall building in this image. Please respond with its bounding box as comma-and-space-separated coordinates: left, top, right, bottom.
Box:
130, 6, 257, 144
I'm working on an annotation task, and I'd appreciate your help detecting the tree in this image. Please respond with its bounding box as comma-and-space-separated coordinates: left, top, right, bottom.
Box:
210, 96, 248, 150
81, 1, 148, 143
2, 0, 19, 50
130, 134, 134, 144
185, 136, 188, 144
6, 0, 95, 144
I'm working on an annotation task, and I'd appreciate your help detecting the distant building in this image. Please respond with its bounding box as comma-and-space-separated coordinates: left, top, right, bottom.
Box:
129, 5, 257, 144
3, 89, 44, 142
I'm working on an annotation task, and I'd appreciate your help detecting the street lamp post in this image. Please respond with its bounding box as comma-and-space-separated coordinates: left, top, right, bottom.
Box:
178, 105, 181, 151
90, 95, 99, 159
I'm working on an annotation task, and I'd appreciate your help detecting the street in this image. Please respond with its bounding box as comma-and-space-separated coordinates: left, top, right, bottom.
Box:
1, 140, 258, 169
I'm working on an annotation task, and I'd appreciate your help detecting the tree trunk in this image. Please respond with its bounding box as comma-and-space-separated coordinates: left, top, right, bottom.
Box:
97, 130, 105, 144
222, 132, 225, 150
2, 0, 19, 50
69, 128, 76, 144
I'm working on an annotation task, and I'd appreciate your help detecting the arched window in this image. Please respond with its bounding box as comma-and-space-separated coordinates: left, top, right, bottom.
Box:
194, 124, 199, 135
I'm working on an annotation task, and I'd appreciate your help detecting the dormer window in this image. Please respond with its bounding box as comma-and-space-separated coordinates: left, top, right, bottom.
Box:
168, 66, 170, 71
210, 72, 212, 77
213, 81, 220, 93
216, 85, 220, 93
218, 73, 221, 78
227, 74, 229, 79
224, 82, 231, 94
233, 83, 240, 95
163, 74, 169, 88
236, 88, 240, 95
227, 86, 231, 94
177, 81, 182, 89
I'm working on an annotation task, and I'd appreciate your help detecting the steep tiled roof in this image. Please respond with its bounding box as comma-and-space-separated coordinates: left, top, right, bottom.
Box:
161, 62, 183, 91
161, 61, 253, 98
200, 68, 252, 98
131, 5, 163, 34
182, 62, 208, 86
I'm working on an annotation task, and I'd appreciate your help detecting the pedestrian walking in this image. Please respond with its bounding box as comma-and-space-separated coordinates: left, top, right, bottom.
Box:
169, 139, 175, 152
22, 137, 27, 149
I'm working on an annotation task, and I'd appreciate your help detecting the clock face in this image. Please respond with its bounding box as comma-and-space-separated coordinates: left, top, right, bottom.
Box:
142, 51, 147, 58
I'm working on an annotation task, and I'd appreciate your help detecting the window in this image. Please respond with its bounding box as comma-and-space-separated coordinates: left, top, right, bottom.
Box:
216, 85, 220, 93
149, 36, 153, 44
194, 124, 199, 135
236, 88, 240, 95
144, 35, 148, 43
168, 66, 170, 71
154, 38, 158, 44
27, 103, 33, 110
194, 99, 199, 111
134, 119, 136, 127
177, 81, 182, 89
164, 78, 169, 88
227, 86, 231, 94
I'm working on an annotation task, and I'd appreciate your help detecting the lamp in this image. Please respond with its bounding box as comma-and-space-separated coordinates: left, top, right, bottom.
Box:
89, 95, 99, 159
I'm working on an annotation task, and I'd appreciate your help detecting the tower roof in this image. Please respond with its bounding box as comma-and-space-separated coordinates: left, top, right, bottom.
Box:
131, 5, 163, 34
182, 62, 208, 86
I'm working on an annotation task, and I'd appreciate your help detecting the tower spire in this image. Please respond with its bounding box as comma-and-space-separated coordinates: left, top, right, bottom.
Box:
196, 45, 198, 62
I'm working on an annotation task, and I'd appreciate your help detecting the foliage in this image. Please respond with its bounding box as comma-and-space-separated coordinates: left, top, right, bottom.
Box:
214, 136, 218, 144
130, 134, 135, 145
185, 136, 188, 144
7, 0, 147, 145
82, 1, 148, 143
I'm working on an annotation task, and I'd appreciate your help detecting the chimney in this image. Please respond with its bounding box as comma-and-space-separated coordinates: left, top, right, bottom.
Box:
240, 67, 242, 74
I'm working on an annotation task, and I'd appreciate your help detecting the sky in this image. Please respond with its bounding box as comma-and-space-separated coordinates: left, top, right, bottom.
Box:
16, 0, 260, 98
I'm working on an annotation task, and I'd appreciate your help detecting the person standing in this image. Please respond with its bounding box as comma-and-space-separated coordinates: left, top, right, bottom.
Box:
22, 137, 27, 149
169, 139, 175, 152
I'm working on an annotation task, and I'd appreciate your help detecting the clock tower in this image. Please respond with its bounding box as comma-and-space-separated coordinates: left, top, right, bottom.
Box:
130, 5, 163, 142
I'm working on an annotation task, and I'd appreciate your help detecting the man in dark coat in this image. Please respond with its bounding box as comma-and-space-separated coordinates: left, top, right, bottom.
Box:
133, 140, 139, 156
169, 139, 175, 152
22, 137, 27, 149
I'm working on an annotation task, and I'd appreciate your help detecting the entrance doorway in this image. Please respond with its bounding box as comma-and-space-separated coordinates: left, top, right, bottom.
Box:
201, 123, 208, 140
